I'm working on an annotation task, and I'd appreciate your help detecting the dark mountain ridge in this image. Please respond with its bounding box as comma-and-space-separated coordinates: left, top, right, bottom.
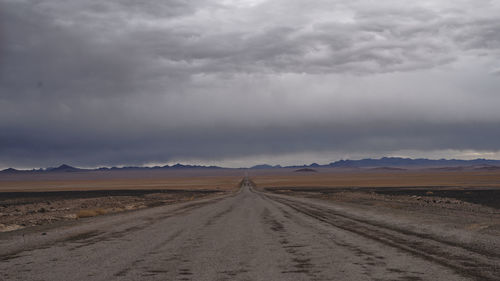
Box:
326, 157, 500, 168
2, 157, 500, 174
0, 163, 223, 174
47, 164, 84, 172
251, 157, 500, 169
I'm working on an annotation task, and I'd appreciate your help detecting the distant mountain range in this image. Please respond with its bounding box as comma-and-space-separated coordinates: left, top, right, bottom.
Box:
250, 157, 500, 169
0, 163, 223, 173
325, 157, 500, 168
2, 157, 500, 174
249, 164, 282, 169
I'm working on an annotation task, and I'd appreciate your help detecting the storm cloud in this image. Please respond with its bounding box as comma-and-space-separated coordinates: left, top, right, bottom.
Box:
1, 0, 500, 168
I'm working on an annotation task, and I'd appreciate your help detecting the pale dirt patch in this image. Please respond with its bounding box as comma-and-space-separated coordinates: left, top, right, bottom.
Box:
0, 223, 23, 232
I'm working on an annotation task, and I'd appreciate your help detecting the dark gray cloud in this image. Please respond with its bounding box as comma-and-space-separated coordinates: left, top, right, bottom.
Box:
1, 0, 500, 168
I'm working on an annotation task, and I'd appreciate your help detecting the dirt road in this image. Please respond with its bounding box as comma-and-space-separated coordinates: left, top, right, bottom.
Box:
1, 179, 499, 280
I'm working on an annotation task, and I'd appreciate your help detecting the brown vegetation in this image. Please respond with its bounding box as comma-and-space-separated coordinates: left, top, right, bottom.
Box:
252, 170, 500, 189
76, 208, 108, 218
0, 172, 242, 192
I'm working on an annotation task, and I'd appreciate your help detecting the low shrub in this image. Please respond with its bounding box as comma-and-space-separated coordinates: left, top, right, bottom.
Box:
76, 208, 108, 218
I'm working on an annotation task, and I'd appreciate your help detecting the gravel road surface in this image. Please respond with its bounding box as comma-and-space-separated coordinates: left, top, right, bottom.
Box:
1, 179, 499, 280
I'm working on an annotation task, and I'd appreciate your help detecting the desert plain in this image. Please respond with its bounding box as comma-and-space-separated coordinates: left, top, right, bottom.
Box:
1, 167, 499, 280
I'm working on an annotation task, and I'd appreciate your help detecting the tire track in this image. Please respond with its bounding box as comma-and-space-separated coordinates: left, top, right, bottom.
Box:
260, 207, 317, 278
266, 194, 500, 281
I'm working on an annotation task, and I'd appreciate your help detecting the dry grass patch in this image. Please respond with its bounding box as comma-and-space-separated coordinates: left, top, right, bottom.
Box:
0, 169, 244, 192
0, 175, 242, 192
76, 208, 108, 218
252, 170, 500, 189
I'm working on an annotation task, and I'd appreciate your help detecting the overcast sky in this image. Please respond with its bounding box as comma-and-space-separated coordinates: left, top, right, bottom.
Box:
1, 0, 500, 168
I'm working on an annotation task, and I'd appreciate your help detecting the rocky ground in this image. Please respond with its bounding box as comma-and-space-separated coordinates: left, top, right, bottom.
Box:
266, 187, 500, 237
0, 189, 225, 232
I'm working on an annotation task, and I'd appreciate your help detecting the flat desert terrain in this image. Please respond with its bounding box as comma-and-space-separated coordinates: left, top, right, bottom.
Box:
0, 169, 243, 232
251, 168, 500, 189
1, 168, 499, 280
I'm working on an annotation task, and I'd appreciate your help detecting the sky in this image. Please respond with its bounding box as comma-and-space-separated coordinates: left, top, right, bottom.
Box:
1, 0, 500, 169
